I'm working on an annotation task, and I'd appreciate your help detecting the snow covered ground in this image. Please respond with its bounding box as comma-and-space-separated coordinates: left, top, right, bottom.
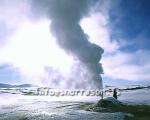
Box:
0, 93, 124, 120
119, 88, 150, 105
0, 87, 150, 120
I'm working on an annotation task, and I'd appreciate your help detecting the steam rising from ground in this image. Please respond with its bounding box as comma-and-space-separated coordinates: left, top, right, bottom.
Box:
0, 0, 104, 89
31, 0, 104, 89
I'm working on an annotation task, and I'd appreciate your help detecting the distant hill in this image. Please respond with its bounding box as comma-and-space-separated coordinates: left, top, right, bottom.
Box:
0, 83, 13, 88
15, 84, 36, 88
0, 83, 37, 88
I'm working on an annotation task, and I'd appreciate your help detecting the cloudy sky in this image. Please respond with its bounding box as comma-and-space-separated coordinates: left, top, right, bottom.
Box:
0, 0, 150, 87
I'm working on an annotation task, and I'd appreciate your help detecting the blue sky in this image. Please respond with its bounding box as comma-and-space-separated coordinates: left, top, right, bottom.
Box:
109, 0, 150, 51
0, 64, 21, 84
0, 0, 150, 87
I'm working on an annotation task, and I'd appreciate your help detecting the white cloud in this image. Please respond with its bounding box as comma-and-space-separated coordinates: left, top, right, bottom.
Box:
102, 50, 150, 81
0, 0, 31, 47
81, 13, 120, 54
0, 0, 30, 27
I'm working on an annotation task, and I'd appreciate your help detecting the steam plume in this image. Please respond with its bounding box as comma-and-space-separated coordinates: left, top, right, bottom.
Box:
31, 0, 104, 89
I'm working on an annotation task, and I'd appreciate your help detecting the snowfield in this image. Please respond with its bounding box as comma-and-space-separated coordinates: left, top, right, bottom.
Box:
0, 87, 150, 120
